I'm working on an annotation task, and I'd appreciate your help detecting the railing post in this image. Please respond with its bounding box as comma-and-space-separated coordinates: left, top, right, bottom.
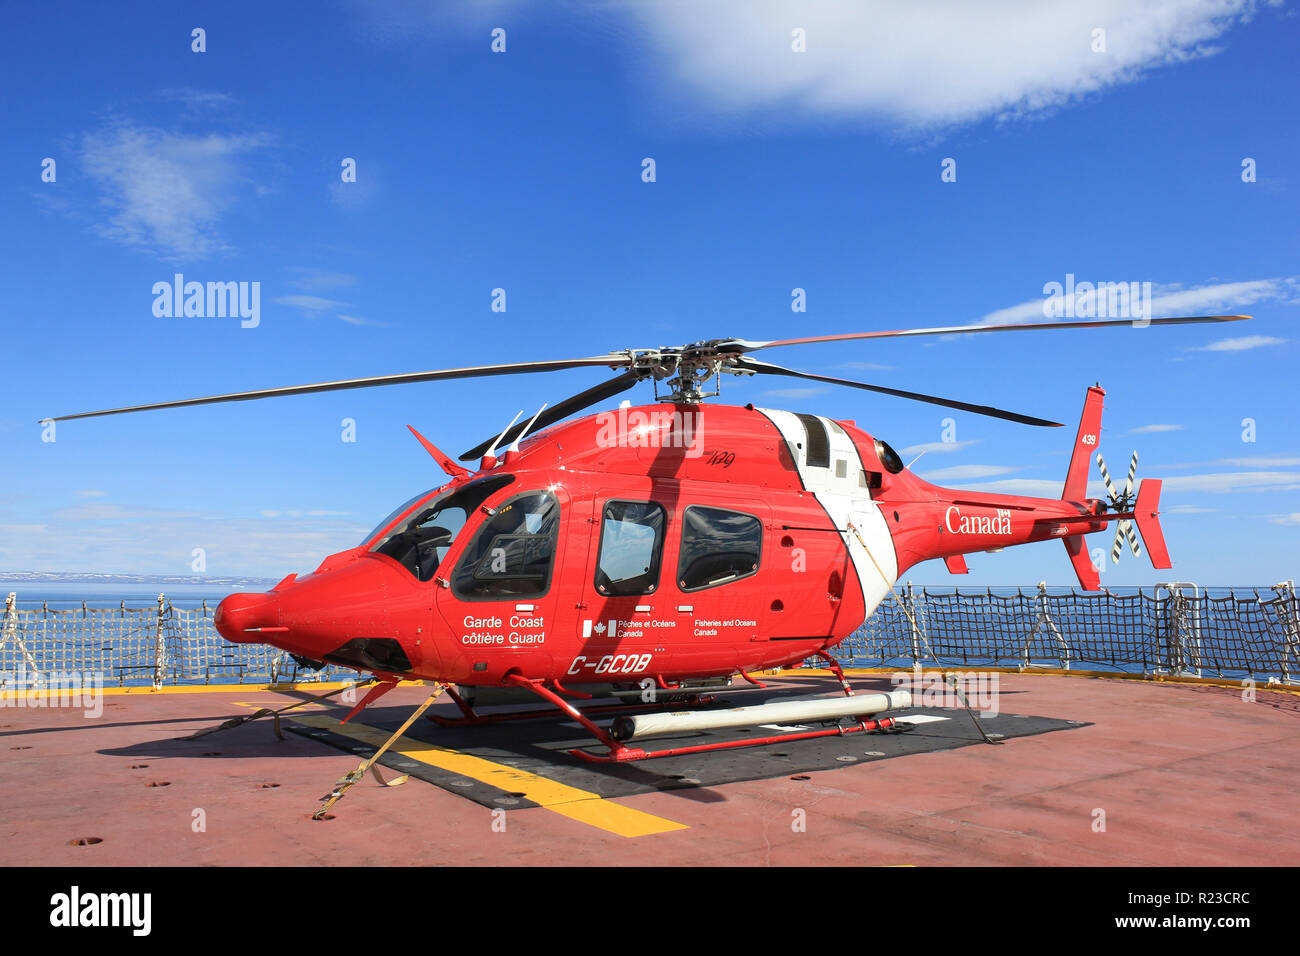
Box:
153, 593, 167, 689
905, 583, 921, 666
2, 592, 16, 687
2, 591, 43, 688
1273, 580, 1299, 685
2, 591, 14, 647
1159, 583, 1202, 677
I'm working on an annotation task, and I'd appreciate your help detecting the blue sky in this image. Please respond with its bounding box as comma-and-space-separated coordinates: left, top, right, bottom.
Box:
2, 0, 1297, 589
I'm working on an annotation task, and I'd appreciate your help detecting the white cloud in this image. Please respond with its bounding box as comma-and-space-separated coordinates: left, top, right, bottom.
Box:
948, 471, 1300, 496
1269, 513, 1300, 526
337, 313, 390, 328
1130, 424, 1185, 433
74, 490, 107, 498
1, 500, 369, 577
354, 1, 1272, 130
627, 0, 1276, 128
1218, 456, 1300, 467
919, 464, 1021, 482
273, 295, 347, 313
899, 439, 980, 457
948, 478, 1075, 497
1158, 471, 1300, 493
976, 277, 1298, 329
760, 386, 831, 399
1187, 335, 1288, 352
0, 524, 48, 535
81, 123, 270, 259
159, 88, 237, 115
53, 502, 202, 522
287, 268, 358, 291
836, 362, 895, 372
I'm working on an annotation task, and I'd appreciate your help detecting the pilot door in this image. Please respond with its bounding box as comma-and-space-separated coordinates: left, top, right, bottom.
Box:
434, 485, 566, 683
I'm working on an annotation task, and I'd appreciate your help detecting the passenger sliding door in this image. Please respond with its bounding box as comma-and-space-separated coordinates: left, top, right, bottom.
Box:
659, 497, 769, 676
570, 496, 671, 684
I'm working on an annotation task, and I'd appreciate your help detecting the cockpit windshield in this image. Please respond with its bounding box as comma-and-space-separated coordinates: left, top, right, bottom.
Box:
361, 489, 436, 546
368, 475, 515, 582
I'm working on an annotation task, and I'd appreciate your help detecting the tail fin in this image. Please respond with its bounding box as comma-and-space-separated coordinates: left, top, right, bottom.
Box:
1063, 385, 1105, 500
1063, 534, 1101, 591
1133, 479, 1171, 569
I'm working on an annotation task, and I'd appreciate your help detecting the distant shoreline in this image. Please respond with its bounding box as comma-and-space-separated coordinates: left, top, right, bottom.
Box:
0, 571, 278, 588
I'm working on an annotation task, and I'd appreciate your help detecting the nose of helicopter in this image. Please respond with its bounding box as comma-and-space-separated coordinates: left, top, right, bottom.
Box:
214, 591, 282, 644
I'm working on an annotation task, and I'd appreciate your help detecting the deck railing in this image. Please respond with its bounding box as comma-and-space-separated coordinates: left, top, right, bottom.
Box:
2, 582, 1298, 688
835, 581, 1300, 682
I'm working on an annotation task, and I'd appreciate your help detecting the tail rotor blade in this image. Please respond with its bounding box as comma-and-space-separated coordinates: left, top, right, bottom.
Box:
1123, 519, 1142, 557
1124, 451, 1139, 499
1096, 453, 1119, 501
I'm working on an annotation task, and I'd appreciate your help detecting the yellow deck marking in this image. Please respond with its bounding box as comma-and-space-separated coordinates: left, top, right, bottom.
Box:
289, 713, 688, 838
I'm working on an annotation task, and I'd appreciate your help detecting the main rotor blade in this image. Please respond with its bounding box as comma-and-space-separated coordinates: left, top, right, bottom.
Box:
735, 357, 1064, 427
45, 355, 630, 422
458, 370, 648, 461
721, 314, 1250, 354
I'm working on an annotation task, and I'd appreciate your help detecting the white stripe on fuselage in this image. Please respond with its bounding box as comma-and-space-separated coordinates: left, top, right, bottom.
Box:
756, 408, 898, 622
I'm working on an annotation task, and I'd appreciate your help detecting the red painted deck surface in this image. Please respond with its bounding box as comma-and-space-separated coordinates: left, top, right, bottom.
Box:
2, 673, 1297, 866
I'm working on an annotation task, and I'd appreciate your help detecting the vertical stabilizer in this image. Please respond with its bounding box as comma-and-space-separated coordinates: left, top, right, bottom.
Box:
1063, 385, 1105, 500
1063, 534, 1101, 591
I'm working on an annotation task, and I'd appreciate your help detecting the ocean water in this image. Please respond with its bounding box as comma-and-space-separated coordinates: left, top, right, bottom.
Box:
1, 582, 263, 612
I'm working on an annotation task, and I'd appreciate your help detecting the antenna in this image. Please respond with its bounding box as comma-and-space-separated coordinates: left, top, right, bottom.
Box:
484, 410, 524, 460
507, 403, 549, 454
905, 450, 927, 470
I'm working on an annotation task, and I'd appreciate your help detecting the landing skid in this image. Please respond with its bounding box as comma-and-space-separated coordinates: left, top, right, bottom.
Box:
567, 716, 902, 763
494, 657, 904, 763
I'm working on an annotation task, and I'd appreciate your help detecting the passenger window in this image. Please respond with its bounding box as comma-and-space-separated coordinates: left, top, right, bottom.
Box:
453, 492, 560, 599
677, 506, 762, 592
595, 501, 666, 596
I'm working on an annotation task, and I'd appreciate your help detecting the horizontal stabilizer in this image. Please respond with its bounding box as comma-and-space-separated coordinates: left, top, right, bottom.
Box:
1133, 479, 1171, 569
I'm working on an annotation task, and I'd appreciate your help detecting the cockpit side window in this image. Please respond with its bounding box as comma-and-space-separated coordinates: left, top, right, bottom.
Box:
370, 475, 514, 582
452, 491, 561, 600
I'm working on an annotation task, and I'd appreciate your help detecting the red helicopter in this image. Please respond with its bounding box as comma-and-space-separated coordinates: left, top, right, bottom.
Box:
52, 313, 1247, 762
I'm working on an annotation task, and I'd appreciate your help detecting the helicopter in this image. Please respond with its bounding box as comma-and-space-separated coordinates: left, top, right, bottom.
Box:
50, 313, 1248, 762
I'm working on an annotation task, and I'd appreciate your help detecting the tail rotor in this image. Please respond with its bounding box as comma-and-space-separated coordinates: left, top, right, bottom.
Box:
1096, 451, 1141, 564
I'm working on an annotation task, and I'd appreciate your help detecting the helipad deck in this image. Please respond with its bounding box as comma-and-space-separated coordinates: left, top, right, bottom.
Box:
2, 672, 1296, 866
